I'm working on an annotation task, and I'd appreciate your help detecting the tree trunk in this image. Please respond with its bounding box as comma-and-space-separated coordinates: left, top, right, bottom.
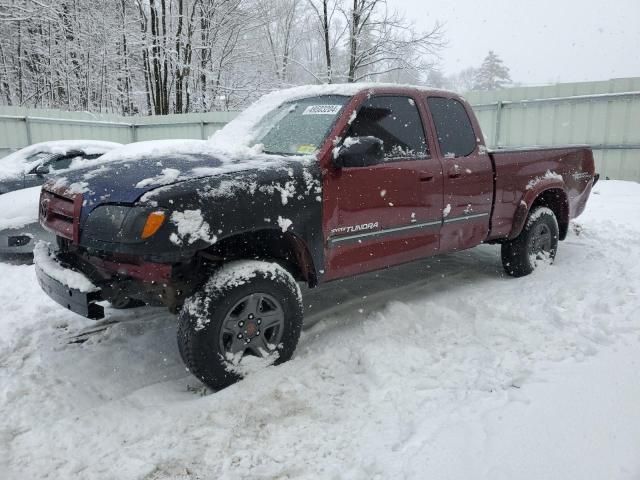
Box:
347, 0, 359, 83
323, 0, 332, 83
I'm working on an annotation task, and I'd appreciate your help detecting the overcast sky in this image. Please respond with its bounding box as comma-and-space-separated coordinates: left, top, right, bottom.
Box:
394, 0, 640, 84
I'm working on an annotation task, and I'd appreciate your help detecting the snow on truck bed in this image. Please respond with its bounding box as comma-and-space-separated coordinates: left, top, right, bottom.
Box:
1, 180, 640, 479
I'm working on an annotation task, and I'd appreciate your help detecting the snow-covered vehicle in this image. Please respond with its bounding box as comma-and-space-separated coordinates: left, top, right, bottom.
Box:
34, 85, 597, 389
0, 140, 122, 254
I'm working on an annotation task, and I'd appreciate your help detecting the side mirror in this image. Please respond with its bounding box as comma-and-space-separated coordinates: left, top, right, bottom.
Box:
334, 136, 384, 168
34, 164, 50, 176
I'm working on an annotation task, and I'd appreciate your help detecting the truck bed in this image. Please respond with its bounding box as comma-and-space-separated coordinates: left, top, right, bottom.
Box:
488, 145, 595, 241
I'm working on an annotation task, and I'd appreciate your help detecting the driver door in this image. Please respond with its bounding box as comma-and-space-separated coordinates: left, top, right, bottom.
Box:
323, 95, 444, 280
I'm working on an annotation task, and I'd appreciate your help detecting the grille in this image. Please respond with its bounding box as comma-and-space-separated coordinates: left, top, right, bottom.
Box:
39, 188, 81, 243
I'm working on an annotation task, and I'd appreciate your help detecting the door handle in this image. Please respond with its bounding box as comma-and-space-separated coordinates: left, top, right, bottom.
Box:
448, 164, 462, 179
419, 174, 434, 182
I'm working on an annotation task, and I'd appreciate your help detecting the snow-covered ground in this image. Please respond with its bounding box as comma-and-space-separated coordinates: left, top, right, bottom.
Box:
1, 180, 639, 479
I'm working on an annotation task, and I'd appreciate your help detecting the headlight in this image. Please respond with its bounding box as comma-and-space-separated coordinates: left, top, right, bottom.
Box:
83, 205, 167, 243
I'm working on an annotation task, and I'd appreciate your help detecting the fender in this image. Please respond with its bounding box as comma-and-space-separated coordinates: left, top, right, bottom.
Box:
210, 228, 319, 286
509, 179, 567, 240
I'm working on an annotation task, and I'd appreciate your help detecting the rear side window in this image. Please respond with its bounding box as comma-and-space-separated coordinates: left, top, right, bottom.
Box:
346, 96, 428, 160
427, 97, 477, 158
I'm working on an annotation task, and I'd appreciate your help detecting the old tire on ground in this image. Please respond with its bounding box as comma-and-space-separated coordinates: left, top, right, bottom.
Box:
501, 206, 559, 278
177, 260, 303, 390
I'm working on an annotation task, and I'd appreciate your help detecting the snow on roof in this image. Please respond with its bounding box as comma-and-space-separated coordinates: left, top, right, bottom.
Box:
0, 140, 122, 180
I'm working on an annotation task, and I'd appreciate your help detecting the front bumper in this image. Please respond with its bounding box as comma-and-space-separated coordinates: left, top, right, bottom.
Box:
34, 243, 105, 320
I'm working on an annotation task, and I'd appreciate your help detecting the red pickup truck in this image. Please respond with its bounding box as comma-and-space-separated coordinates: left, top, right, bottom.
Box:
35, 84, 597, 389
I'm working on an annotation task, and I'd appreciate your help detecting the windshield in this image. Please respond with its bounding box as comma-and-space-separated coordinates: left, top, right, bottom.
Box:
253, 95, 349, 155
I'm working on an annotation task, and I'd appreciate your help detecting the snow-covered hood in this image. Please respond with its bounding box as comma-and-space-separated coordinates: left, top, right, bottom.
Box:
48, 140, 312, 209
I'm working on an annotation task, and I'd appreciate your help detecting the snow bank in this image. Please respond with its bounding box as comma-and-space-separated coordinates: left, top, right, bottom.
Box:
0, 140, 121, 180
0, 186, 40, 230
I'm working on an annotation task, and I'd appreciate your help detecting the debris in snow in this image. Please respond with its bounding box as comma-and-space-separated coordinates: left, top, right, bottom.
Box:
169, 210, 217, 245
277, 216, 293, 232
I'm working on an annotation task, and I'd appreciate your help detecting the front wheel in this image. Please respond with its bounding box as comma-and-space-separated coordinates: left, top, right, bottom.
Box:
501, 206, 559, 277
177, 260, 303, 390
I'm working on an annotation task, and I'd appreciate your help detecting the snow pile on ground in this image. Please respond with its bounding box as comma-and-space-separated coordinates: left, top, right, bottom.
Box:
1, 180, 639, 479
0, 186, 40, 230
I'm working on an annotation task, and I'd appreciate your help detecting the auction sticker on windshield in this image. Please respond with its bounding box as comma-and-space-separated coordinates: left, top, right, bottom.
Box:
302, 104, 343, 115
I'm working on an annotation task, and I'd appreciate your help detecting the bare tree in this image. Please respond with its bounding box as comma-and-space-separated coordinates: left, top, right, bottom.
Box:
0, 0, 446, 114
343, 0, 444, 83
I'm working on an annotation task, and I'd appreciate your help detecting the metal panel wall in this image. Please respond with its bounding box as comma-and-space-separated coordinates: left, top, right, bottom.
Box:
0, 108, 239, 157
466, 78, 640, 181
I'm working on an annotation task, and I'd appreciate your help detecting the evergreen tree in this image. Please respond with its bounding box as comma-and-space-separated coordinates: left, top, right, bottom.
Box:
473, 51, 511, 91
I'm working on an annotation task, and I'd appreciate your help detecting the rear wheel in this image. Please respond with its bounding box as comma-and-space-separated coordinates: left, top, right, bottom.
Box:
501, 206, 559, 277
177, 260, 303, 390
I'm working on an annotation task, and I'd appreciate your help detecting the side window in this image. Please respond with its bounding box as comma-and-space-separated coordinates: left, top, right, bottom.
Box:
427, 97, 477, 158
346, 96, 428, 161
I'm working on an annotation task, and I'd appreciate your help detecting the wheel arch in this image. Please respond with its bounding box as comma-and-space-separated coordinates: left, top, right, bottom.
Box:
510, 186, 569, 241
201, 228, 318, 287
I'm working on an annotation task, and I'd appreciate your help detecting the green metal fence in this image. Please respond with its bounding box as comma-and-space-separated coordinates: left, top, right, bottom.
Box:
0, 107, 238, 158
1, 77, 639, 181
465, 77, 640, 181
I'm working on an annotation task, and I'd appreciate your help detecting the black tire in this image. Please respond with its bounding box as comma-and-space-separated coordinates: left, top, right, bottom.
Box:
501, 206, 559, 277
177, 260, 303, 390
